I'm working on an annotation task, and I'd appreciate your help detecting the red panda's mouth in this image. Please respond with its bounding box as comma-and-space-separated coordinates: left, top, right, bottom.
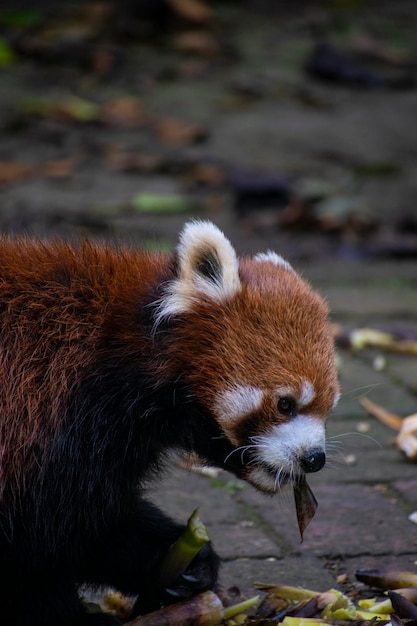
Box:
244, 461, 305, 494
261, 463, 295, 486
224, 452, 297, 492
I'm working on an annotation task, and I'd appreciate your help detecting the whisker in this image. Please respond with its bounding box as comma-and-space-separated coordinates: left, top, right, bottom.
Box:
327, 431, 382, 448
331, 384, 384, 418
223, 443, 258, 465
338, 383, 382, 400
325, 453, 353, 468
324, 461, 343, 470
274, 467, 285, 492
326, 454, 349, 467
249, 435, 271, 449
325, 443, 343, 452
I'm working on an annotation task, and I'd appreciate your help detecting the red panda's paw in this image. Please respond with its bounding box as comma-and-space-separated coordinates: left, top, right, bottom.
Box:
163, 541, 220, 603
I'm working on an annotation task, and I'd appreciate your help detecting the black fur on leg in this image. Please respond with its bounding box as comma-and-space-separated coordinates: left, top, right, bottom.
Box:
84, 615, 122, 626
130, 539, 220, 617
0, 571, 94, 626
77, 499, 220, 617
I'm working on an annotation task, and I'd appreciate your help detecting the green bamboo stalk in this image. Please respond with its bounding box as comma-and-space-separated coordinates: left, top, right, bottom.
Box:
158, 508, 210, 590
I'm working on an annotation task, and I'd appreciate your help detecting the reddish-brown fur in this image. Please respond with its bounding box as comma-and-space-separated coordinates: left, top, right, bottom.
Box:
0, 239, 166, 489
0, 222, 339, 625
158, 256, 338, 446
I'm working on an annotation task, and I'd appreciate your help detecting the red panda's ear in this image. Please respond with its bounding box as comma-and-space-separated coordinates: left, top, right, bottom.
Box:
156, 221, 241, 322
254, 250, 295, 273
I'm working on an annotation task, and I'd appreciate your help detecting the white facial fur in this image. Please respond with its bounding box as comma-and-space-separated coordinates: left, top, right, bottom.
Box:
248, 416, 326, 492
214, 381, 328, 494
272, 380, 316, 413
299, 380, 316, 407
213, 384, 264, 426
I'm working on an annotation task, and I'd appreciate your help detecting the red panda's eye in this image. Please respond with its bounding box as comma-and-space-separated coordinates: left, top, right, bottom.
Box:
278, 397, 296, 416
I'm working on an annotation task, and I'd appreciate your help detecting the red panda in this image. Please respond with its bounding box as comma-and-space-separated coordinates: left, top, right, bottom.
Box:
0, 220, 339, 625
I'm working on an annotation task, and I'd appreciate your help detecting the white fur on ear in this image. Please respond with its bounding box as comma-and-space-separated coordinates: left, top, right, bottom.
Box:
155, 221, 241, 322
254, 250, 294, 272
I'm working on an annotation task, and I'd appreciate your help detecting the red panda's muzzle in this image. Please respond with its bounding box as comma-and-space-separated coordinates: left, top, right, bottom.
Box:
217, 415, 328, 495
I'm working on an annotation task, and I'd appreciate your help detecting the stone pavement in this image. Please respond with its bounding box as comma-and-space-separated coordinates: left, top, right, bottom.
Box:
151, 253, 417, 600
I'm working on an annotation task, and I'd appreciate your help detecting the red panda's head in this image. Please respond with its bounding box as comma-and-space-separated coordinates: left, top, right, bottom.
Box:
155, 221, 340, 494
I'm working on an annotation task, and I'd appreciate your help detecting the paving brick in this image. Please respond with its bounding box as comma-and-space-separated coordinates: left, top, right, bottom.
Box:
209, 523, 282, 559
312, 416, 417, 483
151, 468, 250, 526
302, 261, 417, 288
337, 352, 417, 415
384, 355, 417, 394
243, 483, 416, 558
322, 285, 417, 317
392, 478, 417, 510
220, 555, 336, 599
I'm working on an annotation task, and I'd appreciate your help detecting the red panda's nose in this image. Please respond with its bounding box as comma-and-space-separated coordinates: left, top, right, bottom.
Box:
301, 449, 326, 473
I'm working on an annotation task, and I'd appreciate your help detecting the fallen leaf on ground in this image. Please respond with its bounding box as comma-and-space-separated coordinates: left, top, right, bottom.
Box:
334, 325, 417, 356
396, 414, 417, 460
174, 30, 220, 57
131, 192, 195, 214
360, 398, 417, 461
41, 157, 79, 179
104, 147, 166, 174
183, 162, 225, 187
167, 0, 213, 24
359, 398, 403, 431
155, 117, 208, 144
348, 31, 413, 67
50, 97, 100, 123
0, 160, 35, 186
100, 98, 149, 128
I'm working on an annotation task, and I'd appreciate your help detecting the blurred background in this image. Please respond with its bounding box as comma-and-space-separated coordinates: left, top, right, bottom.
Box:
0, 0, 416, 262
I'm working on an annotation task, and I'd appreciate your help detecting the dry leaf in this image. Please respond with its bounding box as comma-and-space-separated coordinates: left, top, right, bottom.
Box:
348, 31, 412, 66
183, 162, 225, 186
81, 2, 115, 25
91, 45, 118, 76
167, 0, 213, 24
396, 413, 417, 460
293, 475, 318, 542
41, 157, 79, 179
359, 397, 403, 430
100, 98, 148, 128
335, 325, 417, 356
174, 30, 220, 57
104, 147, 164, 173
360, 398, 417, 461
49, 97, 100, 123
0, 160, 34, 186
155, 117, 207, 144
